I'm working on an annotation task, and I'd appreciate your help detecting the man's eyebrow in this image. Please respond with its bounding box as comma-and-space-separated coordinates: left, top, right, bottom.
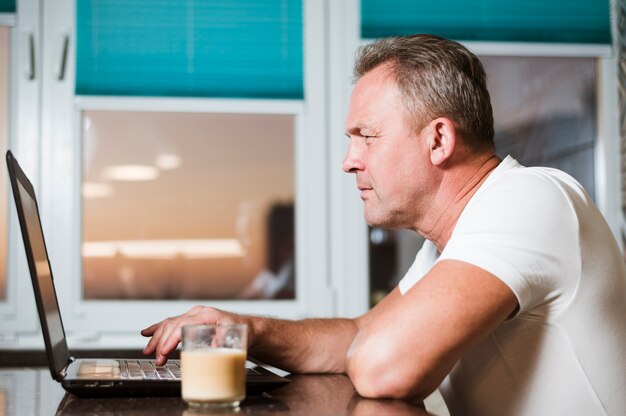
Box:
345, 125, 367, 137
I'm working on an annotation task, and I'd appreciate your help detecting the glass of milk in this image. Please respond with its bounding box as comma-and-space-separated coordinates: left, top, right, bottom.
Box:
181, 324, 248, 409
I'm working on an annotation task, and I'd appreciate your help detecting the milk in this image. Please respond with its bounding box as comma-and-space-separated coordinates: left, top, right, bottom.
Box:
181, 348, 246, 405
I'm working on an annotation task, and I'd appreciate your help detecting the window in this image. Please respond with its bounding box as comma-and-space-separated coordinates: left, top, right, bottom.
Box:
81, 111, 295, 300
369, 55, 601, 304
358, 0, 615, 306
21, 0, 331, 345
485, 56, 597, 199
71, 1, 303, 304
369, 228, 422, 306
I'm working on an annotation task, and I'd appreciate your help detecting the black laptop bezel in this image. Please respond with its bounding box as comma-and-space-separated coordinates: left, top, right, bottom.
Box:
6, 150, 72, 381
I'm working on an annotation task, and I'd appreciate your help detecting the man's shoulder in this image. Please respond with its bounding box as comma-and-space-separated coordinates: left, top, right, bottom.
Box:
458, 162, 584, 236
482, 162, 588, 207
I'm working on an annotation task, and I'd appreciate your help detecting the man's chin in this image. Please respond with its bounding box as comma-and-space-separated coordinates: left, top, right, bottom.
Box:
364, 212, 380, 227
365, 214, 397, 229
364, 210, 408, 230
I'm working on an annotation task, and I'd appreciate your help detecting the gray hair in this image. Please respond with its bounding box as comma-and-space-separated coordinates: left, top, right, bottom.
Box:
354, 34, 495, 152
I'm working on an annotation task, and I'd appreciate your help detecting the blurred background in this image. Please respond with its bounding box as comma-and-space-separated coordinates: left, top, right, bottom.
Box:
0, 0, 623, 348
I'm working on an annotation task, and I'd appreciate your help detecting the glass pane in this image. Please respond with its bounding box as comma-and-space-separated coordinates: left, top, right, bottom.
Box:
361, 0, 611, 44
483, 56, 597, 200
0, 27, 10, 300
82, 112, 295, 300
369, 228, 423, 307
76, 0, 303, 99
369, 56, 598, 304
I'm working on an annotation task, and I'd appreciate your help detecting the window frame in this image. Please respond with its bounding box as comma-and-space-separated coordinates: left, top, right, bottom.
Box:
0, 14, 15, 26
66, 98, 310, 332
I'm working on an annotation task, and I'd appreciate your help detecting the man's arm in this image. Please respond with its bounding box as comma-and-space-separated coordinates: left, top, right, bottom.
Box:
346, 259, 517, 401
248, 316, 359, 372
142, 258, 516, 394
141, 306, 359, 373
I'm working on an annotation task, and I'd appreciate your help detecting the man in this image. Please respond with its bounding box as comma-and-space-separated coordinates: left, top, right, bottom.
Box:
142, 35, 626, 414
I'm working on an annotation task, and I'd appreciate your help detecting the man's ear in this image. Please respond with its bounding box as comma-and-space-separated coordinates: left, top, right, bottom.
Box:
427, 117, 456, 166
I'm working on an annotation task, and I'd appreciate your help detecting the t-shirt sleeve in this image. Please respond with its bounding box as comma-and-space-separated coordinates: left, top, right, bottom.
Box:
399, 240, 439, 294
438, 170, 581, 318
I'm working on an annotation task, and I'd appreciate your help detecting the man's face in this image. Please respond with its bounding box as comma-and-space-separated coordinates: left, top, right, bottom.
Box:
343, 64, 436, 230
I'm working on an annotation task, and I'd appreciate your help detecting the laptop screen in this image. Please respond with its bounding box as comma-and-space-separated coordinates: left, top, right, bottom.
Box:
7, 151, 71, 379
16, 179, 65, 349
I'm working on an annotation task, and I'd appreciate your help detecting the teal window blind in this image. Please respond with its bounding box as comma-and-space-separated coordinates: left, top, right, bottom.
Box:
362, 0, 611, 44
0, 0, 16, 13
76, 0, 303, 99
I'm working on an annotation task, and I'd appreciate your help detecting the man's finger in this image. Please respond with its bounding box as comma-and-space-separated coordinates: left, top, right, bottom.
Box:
141, 322, 161, 337
143, 324, 164, 356
155, 353, 169, 366
155, 323, 178, 366
155, 319, 181, 363
162, 323, 183, 357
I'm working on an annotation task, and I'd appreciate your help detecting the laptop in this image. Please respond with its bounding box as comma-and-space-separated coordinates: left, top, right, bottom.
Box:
5, 150, 289, 397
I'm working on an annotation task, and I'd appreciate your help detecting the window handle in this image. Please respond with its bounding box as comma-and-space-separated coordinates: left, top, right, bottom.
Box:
22, 31, 35, 80
55, 33, 69, 81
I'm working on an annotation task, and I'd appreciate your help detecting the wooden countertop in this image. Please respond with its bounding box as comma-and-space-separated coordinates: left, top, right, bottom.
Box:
0, 367, 433, 415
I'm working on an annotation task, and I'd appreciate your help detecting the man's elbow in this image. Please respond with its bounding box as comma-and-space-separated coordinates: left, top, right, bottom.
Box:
351, 370, 419, 400
346, 350, 433, 401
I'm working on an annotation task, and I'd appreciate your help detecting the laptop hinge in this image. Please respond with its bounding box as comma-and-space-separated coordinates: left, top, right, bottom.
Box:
58, 356, 75, 379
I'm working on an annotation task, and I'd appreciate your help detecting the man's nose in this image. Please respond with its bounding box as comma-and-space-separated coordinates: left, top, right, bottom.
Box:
342, 141, 365, 173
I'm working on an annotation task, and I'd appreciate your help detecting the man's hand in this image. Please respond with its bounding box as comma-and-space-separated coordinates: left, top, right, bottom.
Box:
141, 305, 239, 366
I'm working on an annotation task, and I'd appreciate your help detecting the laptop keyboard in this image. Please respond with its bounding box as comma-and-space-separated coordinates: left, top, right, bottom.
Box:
118, 359, 182, 380
117, 359, 261, 381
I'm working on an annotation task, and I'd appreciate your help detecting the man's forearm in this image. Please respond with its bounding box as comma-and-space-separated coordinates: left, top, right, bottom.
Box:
247, 316, 359, 373
141, 306, 359, 372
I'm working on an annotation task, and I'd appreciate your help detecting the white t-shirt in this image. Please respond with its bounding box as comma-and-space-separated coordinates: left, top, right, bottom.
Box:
399, 156, 626, 415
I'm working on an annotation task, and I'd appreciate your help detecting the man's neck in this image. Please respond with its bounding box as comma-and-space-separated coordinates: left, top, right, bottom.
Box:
418, 152, 500, 252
